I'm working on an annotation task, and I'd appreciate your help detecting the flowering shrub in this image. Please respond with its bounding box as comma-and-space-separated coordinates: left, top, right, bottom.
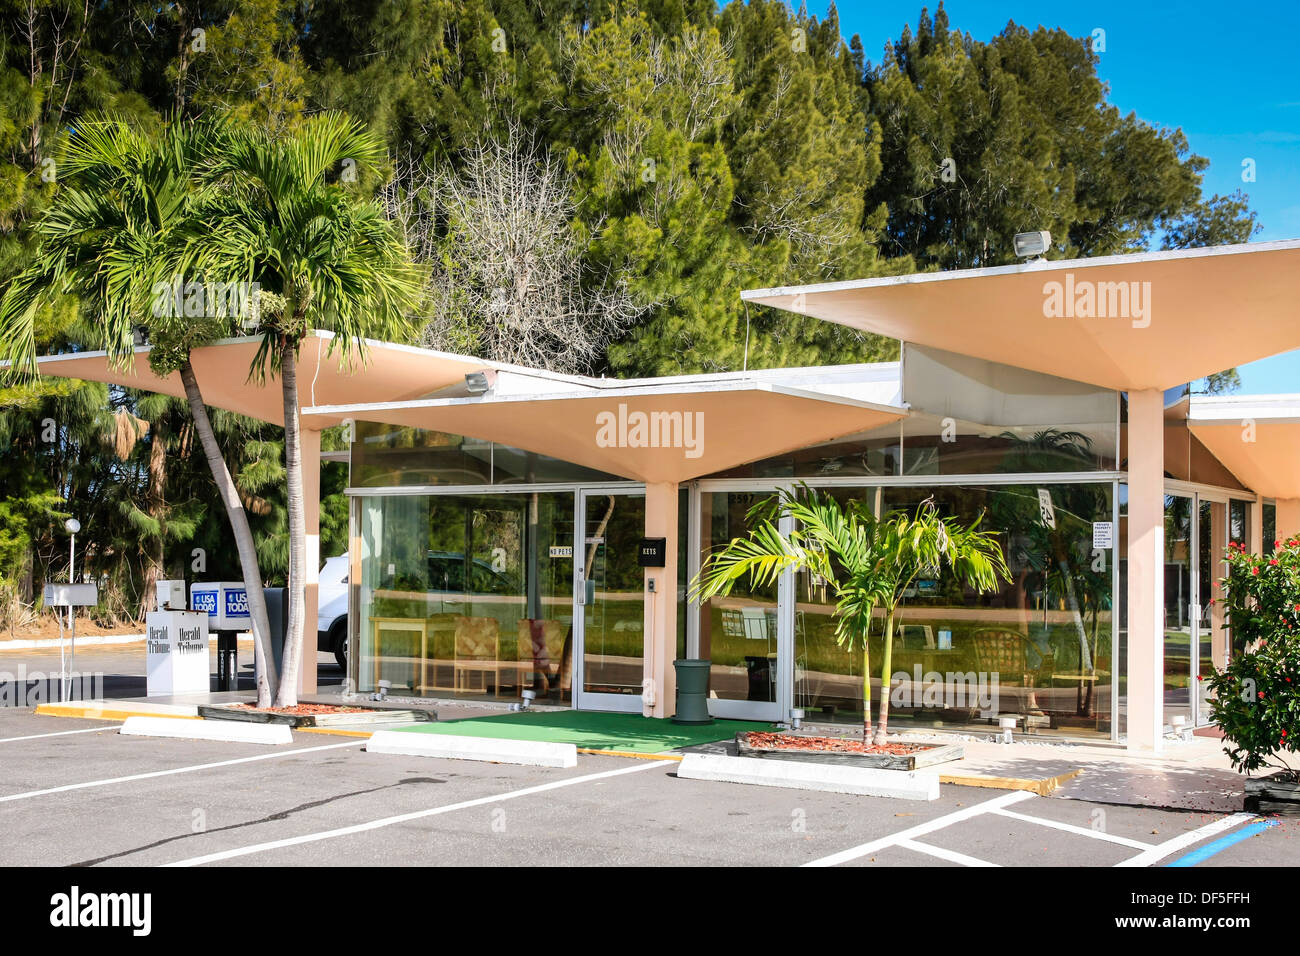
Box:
1206, 538, 1300, 778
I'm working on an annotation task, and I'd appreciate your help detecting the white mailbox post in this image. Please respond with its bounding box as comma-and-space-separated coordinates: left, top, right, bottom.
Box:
145, 610, 210, 696
43, 582, 98, 701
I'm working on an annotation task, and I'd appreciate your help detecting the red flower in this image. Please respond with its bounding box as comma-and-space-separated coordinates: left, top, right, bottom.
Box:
1252, 566, 1261, 575
1271, 559, 1280, 566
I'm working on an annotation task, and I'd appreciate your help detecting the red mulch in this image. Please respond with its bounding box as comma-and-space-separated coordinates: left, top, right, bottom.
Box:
743, 731, 921, 755
227, 703, 371, 715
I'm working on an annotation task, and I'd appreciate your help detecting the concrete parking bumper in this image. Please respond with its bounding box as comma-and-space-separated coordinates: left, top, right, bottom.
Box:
677, 752, 941, 800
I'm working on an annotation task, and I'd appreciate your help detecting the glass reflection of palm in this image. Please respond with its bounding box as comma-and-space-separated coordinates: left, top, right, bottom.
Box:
996, 430, 1111, 718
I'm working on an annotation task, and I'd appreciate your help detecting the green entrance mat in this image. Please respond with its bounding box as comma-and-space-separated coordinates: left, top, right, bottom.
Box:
391, 710, 774, 754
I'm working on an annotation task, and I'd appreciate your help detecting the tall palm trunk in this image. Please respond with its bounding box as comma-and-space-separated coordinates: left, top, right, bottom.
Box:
275, 339, 307, 707
873, 611, 897, 745
861, 627, 873, 744
139, 417, 167, 621
179, 360, 277, 706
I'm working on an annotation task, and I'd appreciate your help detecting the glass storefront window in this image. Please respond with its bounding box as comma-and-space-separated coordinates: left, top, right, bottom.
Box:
903, 345, 1118, 474
788, 482, 1116, 738
701, 421, 902, 480
351, 422, 616, 488
698, 491, 781, 707
356, 491, 576, 702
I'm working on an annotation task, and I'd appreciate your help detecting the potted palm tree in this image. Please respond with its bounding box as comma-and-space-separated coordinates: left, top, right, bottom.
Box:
691, 484, 1010, 767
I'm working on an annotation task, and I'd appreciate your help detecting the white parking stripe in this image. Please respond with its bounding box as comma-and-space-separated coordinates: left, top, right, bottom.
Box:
803, 790, 1036, 867
164, 761, 662, 867
0, 726, 116, 744
0, 740, 362, 804
896, 839, 999, 867
990, 807, 1154, 850
1116, 812, 1257, 867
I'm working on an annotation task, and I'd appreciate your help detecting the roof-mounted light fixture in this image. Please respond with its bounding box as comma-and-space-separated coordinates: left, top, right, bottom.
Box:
464, 370, 498, 395
1013, 230, 1051, 261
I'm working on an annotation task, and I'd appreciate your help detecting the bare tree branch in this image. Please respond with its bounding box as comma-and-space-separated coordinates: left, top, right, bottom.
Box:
383, 122, 648, 373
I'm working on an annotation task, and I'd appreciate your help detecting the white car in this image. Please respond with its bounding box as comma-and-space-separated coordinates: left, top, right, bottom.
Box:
316, 550, 520, 671
319, 554, 350, 669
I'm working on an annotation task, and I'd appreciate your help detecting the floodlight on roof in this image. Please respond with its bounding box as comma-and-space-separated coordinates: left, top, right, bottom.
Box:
1013, 230, 1051, 260
465, 370, 497, 395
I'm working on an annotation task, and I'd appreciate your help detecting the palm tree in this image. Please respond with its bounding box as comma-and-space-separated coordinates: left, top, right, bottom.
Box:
198, 113, 420, 705
692, 485, 1010, 744
0, 116, 280, 705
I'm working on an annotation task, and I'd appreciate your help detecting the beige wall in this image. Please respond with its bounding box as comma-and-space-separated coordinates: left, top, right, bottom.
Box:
1277, 499, 1300, 541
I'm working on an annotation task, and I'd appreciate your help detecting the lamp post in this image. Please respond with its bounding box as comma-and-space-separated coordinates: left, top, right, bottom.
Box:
66, 517, 79, 582
62, 517, 80, 700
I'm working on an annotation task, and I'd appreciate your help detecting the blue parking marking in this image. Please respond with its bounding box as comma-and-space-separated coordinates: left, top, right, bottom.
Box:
1167, 819, 1279, 867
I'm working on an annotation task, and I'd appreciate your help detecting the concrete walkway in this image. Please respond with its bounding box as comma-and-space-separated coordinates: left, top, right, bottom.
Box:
895, 732, 1248, 813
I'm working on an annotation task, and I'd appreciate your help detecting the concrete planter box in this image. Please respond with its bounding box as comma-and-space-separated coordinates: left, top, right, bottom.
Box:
1244, 772, 1300, 815
198, 704, 433, 729
735, 732, 963, 771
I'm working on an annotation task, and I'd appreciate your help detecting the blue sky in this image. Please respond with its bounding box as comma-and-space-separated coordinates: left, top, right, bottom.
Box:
827, 0, 1300, 394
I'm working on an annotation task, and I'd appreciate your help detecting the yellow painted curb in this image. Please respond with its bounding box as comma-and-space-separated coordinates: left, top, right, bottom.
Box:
939, 767, 1083, 797
36, 703, 201, 722
298, 727, 373, 738
577, 748, 684, 761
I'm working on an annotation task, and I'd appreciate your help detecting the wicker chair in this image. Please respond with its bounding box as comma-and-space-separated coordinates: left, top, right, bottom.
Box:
453, 616, 500, 693
970, 628, 1055, 715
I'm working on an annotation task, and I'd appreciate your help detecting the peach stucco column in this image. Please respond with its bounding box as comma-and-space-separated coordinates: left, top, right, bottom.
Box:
1127, 389, 1165, 751
642, 482, 678, 718
300, 427, 320, 696
1276, 499, 1300, 542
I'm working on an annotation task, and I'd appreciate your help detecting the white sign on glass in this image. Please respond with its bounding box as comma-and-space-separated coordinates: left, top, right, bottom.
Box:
1037, 488, 1057, 529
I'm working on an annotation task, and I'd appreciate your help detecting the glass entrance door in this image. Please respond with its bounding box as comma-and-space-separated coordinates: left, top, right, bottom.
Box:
1163, 493, 1196, 730
1165, 491, 1237, 730
573, 491, 646, 713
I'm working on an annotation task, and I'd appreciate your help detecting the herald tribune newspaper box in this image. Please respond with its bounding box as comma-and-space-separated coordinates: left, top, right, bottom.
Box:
145, 610, 210, 695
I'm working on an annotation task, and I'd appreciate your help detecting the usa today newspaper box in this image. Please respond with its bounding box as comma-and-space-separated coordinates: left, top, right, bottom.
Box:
145, 610, 209, 695
190, 582, 251, 630
191, 582, 250, 691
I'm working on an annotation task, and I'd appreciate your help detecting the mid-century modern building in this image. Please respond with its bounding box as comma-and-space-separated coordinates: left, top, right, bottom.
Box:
32, 239, 1300, 751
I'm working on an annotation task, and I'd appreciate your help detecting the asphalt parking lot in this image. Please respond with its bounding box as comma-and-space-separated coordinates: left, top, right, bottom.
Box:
0, 705, 1295, 868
